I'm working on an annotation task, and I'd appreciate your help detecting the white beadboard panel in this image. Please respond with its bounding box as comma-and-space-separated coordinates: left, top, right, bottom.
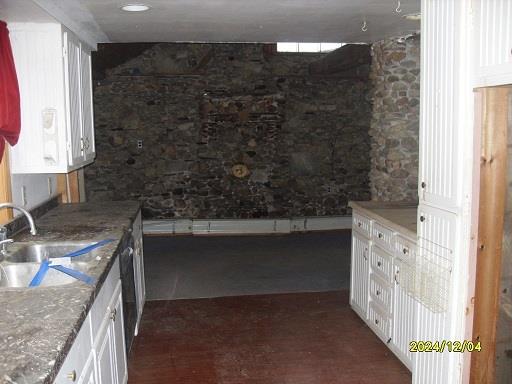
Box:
393, 261, 417, 371
9, 173, 58, 215
474, 0, 512, 87
415, 204, 458, 383
8, 23, 68, 174
419, 0, 472, 210
143, 216, 351, 235
350, 231, 370, 320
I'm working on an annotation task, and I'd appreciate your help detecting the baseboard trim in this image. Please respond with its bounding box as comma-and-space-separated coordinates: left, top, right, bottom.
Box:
143, 216, 352, 235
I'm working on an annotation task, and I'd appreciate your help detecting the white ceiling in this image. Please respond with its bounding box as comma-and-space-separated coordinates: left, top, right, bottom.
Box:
1, 0, 421, 45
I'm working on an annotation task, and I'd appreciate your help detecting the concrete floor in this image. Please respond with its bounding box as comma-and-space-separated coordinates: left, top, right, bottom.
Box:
143, 231, 351, 300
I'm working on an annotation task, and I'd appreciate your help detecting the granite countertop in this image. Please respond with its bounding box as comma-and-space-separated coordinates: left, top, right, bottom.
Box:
349, 201, 418, 239
0, 201, 140, 384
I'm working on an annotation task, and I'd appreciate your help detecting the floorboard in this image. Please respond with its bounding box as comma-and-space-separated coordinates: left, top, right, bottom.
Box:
128, 290, 411, 384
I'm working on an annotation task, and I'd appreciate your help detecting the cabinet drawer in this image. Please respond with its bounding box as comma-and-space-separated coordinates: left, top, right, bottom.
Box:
370, 245, 393, 282
395, 235, 417, 265
368, 301, 392, 343
369, 273, 392, 313
352, 212, 371, 238
53, 316, 92, 383
372, 222, 394, 252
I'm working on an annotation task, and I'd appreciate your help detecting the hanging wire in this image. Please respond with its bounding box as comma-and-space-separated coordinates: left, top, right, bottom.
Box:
361, 18, 368, 32
396, 0, 402, 13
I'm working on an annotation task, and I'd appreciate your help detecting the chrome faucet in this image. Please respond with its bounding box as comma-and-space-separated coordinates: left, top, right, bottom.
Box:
0, 203, 38, 254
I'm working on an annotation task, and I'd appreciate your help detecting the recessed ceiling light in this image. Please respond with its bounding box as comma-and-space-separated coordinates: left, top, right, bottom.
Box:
403, 12, 421, 21
121, 4, 150, 12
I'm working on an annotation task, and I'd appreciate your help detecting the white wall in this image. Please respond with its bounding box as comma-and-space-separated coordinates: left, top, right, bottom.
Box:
9, 173, 59, 215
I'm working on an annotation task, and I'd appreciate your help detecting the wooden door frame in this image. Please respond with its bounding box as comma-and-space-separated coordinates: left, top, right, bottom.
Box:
0, 147, 13, 224
470, 86, 511, 384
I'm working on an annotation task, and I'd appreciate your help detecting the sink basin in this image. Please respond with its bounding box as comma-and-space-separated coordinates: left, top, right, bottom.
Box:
3, 242, 101, 263
0, 242, 102, 288
0, 263, 90, 288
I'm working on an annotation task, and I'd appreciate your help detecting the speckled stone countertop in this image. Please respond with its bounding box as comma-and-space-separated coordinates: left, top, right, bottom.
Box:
349, 201, 418, 239
0, 201, 140, 384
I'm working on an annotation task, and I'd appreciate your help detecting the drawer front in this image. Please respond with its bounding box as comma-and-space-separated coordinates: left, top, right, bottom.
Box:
372, 222, 394, 252
395, 235, 417, 265
369, 273, 392, 313
370, 245, 393, 282
352, 212, 371, 238
368, 301, 392, 342
54, 316, 93, 383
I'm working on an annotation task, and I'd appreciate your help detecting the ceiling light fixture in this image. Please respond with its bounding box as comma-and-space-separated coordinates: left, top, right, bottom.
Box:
121, 4, 150, 12
403, 12, 421, 21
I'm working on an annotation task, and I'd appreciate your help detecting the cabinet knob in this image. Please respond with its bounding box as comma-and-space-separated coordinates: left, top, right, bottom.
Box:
357, 222, 362, 227
375, 319, 379, 325
376, 290, 381, 296
403, 247, 409, 254
420, 215, 425, 222
377, 261, 382, 267
378, 232, 383, 239
67, 370, 77, 382
421, 181, 426, 189
110, 308, 117, 321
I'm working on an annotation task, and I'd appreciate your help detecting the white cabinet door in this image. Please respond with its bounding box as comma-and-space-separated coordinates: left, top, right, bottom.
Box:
111, 289, 128, 384
473, 0, 512, 87
80, 47, 95, 161
350, 231, 370, 319
133, 211, 145, 334
63, 30, 84, 166
96, 318, 115, 384
419, 0, 472, 210
78, 352, 97, 384
392, 259, 416, 371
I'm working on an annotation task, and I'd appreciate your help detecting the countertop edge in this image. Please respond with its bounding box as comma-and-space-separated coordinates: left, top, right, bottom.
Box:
349, 201, 417, 240
36, 203, 141, 384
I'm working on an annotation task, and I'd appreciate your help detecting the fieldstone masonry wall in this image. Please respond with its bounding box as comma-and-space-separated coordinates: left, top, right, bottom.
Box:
369, 35, 420, 201
85, 43, 372, 219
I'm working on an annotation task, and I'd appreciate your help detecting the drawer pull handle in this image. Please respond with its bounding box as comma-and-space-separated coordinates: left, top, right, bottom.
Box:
67, 370, 77, 382
378, 233, 383, 239
403, 248, 409, 254
377, 261, 382, 267
110, 308, 117, 322
375, 319, 379, 325
420, 215, 425, 222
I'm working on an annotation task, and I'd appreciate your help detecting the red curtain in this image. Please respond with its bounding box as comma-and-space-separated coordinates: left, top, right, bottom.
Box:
0, 21, 20, 162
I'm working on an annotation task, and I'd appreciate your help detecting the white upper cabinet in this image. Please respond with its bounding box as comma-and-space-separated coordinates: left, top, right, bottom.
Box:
419, 0, 473, 211
473, 0, 512, 87
8, 23, 96, 174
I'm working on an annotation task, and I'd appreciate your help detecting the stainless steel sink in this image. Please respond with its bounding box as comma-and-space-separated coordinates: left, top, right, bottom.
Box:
0, 263, 90, 288
3, 242, 100, 263
0, 242, 101, 288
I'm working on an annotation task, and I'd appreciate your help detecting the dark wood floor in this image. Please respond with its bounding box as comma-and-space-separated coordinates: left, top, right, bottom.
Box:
128, 291, 411, 384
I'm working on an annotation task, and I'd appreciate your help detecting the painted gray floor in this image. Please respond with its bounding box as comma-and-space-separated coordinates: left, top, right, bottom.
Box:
143, 231, 351, 300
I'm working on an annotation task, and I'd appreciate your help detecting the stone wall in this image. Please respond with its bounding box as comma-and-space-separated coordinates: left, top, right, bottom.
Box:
369, 35, 420, 201
85, 43, 372, 219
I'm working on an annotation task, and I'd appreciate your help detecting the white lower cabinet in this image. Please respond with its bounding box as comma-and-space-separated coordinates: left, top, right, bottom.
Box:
392, 259, 416, 370
350, 230, 370, 319
350, 208, 417, 371
54, 258, 127, 384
